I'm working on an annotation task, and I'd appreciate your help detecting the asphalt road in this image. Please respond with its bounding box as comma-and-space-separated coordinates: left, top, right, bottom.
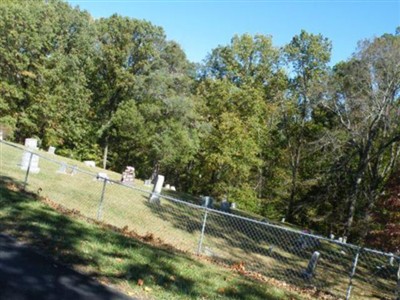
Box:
0, 234, 136, 300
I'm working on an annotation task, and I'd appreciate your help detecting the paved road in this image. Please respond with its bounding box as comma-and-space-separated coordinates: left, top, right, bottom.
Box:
0, 234, 136, 300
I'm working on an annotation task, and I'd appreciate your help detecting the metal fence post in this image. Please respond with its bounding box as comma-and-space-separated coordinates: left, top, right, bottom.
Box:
197, 207, 208, 255
96, 178, 107, 221
23, 152, 34, 190
346, 247, 361, 300
396, 262, 400, 300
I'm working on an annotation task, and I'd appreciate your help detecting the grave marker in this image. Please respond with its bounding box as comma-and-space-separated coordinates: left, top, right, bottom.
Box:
20, 138, 40, 173
302, 251, 320, 280
84, 160, 96, 167
121, 166, 135, 185
48, 146, 56, 154
149, 175, 164, 204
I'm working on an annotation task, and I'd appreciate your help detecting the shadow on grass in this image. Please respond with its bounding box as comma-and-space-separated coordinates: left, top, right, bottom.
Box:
0, 176, 298, 300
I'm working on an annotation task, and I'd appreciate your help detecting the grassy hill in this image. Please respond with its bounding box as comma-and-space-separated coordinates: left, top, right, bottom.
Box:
0, 140, 397, 300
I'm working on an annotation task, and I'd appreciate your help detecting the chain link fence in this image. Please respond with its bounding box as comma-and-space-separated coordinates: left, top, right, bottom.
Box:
0, 140, 399, 300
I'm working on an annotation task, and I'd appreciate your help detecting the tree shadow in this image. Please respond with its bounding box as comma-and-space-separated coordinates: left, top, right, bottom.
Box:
2, 176, 301, 300
0, 176, 133, 300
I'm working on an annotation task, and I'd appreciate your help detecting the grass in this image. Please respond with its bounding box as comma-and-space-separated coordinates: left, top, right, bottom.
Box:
0, 140, 398, 300
0, 176, 306, 300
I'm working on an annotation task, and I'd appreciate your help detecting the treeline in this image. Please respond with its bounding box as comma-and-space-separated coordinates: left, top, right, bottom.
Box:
0, 0, 399, 250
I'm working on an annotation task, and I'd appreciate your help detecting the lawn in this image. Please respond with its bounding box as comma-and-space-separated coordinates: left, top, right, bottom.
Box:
0, 175, 310, 300
0, 140, 398, 300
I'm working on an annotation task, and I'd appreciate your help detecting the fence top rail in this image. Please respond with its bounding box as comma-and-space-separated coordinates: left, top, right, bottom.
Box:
1, 139, 398, 260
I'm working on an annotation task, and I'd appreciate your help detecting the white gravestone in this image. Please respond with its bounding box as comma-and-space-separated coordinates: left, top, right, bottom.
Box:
48, 146, 56, 154
149, 175, 164, 204
84, 160, 96, 167
20, 138, 40, 173
0, 131, 3, 140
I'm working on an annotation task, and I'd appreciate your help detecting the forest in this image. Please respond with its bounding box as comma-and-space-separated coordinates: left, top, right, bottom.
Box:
0, 0, 399, 252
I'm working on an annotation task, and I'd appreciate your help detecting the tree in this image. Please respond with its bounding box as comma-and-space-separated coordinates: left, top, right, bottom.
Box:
327, 31, 400, 240
366, 168, 400, 253
282, 30, 332, 222
0, 0, 96, 157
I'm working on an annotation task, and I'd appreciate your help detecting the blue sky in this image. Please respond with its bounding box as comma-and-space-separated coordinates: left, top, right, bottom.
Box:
67, 0, 400, 65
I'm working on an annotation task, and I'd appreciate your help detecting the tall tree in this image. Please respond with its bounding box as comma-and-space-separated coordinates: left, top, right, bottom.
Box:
282, 30, 332, 222
196, 34, 283, 210
0, 0, 96, 157
327, 31, 400, 239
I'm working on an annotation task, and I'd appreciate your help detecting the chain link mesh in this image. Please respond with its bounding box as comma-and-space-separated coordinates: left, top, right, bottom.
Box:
1, 140, 399, 299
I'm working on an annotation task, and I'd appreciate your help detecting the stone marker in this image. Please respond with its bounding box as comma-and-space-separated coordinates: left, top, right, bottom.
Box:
20, 138, 40, 173
221, 199, 231, 212
149, 175, 164, 204
48, 146, 56, 154
0, 130, 3, 140
302, 251, 320, 280
83, 160, 96, 167
329, 234, 335, 240
231, 202, 236, 209
165, 184, 171, 190
97, 172, 109, 181
281, 218, 285, 223
170, 186, 176, 191
121, 166, 135, 185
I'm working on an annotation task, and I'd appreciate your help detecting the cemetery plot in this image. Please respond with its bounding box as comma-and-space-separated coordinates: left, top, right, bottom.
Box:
0, 140, 398, 300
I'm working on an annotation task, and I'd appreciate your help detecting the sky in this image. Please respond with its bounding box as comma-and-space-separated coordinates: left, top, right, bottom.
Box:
67, 0, 400, 65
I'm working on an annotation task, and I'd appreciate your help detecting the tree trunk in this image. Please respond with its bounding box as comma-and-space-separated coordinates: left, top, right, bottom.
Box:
103, 138, 108, 170
286, 146, 300, 222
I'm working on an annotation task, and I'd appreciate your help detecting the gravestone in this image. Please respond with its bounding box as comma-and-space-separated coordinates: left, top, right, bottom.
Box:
281, 218, 286, 223
231, 202, 236, 209
84, 160, 96, 167
329, 234, 335, 240
220, 199, 231, 212
97, 172, 109, 181
121, 166, 135, 185
0, 130, 3, 140
170, 186, 176, 191
149, 175, 164, 204
20, 138, 40, 173
302, 251, 320, 280
165, 184, 171, 190
48, 146, 56, 154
